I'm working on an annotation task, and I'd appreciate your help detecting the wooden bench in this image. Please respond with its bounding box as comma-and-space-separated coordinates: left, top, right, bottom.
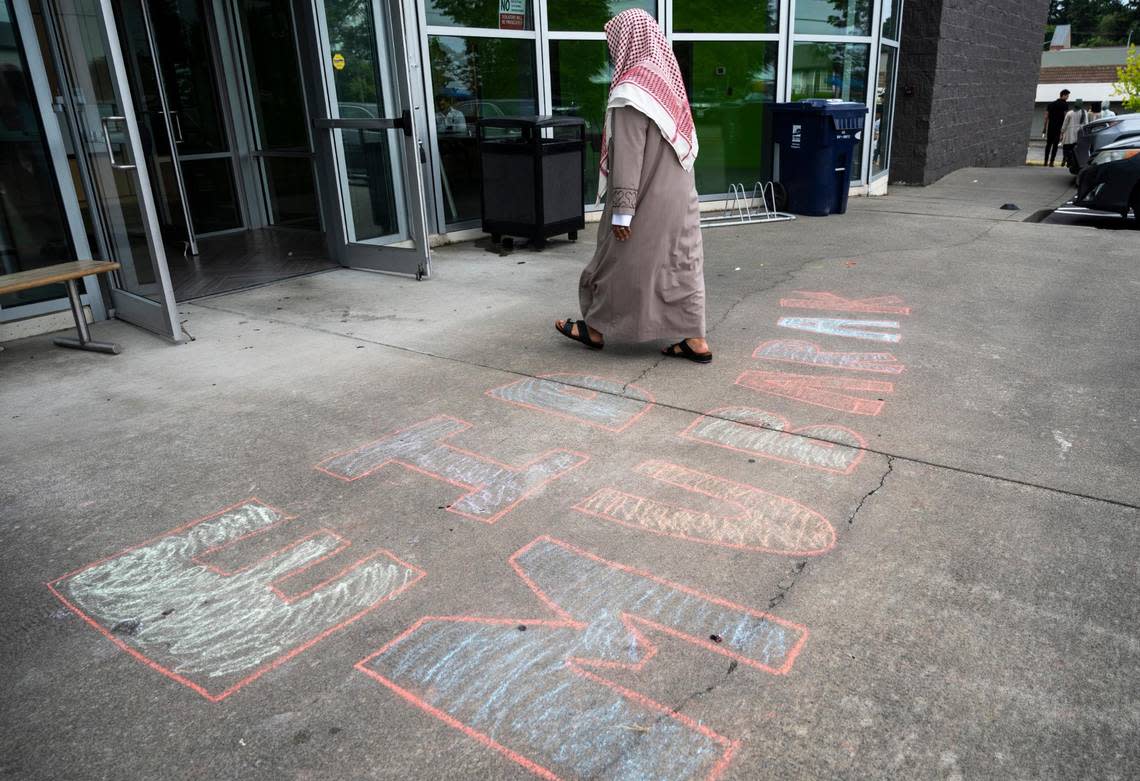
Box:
0, 260, 123, 354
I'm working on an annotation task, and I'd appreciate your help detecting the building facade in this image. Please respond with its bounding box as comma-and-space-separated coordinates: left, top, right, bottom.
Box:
1031, 45, 1130, 139
890, 0, 1050, 185
1, 0, 908, 342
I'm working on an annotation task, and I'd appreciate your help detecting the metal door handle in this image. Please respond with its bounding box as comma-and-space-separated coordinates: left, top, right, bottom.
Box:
100, 115, 136, 170
314, 110, 413, 137
168, 110, 184, 143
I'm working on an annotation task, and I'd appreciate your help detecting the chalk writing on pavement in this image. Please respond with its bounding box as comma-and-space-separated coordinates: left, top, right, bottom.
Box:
357, 536, 807, 780
48, 499, 424, 702
777, 317, 902, 343
681, 407, 866, 474
575, 460, 836, 555
753, 339, 905, 375
736, 370, 893, 416
316, 416, 588, 523
779, 291, 911, 315
486, 373, 654, 432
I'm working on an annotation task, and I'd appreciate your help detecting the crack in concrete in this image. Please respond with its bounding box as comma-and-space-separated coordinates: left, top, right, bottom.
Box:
610, 654, 740, 764
767, 560, 808, 611
846, 456, 894, 525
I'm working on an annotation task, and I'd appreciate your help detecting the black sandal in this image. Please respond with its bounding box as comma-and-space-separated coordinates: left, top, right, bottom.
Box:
662, 340, 713, 364
556, 318, 604, 350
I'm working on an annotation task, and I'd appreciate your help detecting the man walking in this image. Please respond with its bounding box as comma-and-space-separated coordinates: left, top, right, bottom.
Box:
1042, 89, 1069, 167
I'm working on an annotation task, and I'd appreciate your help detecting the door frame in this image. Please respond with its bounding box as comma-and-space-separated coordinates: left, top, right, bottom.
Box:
298, 0, 432, 279
41, 0, 182, 341
132, 0, 200, 255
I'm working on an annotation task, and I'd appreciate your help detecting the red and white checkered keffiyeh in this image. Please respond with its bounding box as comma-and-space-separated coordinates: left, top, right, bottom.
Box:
598, 8, 698, 201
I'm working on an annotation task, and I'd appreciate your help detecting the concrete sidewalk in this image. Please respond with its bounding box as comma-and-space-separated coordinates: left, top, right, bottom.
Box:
2, 166, 1136, 779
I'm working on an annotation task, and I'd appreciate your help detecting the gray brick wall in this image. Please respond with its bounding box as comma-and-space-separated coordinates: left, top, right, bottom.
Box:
890, 0, 1050, 185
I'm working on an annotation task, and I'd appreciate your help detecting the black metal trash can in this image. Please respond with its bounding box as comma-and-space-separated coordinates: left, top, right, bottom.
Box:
770, 100, 868, 216
478, 116, 586, 249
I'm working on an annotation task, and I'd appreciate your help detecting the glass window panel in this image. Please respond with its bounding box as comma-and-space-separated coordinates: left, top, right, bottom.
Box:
29, 2, 99, 252
675, 40, 777, 195
429, 35, 537, 224
791, 42, 869, 179
794, 0, 871, 36
341, 129, 398, 239
180, 158, 241, 232
0, 0, 74, 308
673, 0, 777, 34
871, 45, 896, 176
324, 0, 385, 114
146, 0, 229, 154
237, 0, 309, 150
320, 0, 402, 240
263, 157, 320, 229
425, 0, 534, 31
881, 0, 901, 40
547, 1, 654, 32
550, 40, 609, 204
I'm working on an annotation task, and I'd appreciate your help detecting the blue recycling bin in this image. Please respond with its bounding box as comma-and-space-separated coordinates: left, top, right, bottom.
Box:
770, 100, 868, 216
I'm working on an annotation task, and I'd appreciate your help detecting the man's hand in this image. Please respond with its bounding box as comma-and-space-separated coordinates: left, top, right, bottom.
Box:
612, 225, 632, 242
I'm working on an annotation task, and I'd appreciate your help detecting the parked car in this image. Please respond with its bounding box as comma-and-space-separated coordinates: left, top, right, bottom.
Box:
1071, 113, 1140, 174
1074, 136, 1140, 222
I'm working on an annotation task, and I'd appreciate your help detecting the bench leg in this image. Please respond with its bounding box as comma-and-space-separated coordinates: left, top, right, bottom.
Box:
54, 279, 120, 355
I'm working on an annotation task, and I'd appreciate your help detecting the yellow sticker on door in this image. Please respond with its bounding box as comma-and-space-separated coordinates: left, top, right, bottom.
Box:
332, 53, 346, 71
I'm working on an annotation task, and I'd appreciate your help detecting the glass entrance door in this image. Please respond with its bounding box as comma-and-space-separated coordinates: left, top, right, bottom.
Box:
117, 0, 198, 255
306, 0, 431, 278
44, 0, 181, 339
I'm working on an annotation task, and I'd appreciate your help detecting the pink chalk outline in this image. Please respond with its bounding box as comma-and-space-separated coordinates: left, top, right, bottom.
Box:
736, 370, 893, 416
574, 462, 837, 556
356, 536, 807, 781
679, 407, 867, 475
752, 339, 906, 375
46, 497, 426, 703
313, 415, 590, 524
779, 291, 911, 315
484, 373, 656, 433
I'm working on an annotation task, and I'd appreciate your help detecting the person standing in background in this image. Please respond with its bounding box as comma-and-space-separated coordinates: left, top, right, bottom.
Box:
1042, 89, 1069, 167
1060, 98, 1088, 169
1099, 100, 1116, 119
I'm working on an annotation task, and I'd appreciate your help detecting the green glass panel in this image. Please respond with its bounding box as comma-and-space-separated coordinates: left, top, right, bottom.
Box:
673, 0, 778, 34
550, 40, 609, 204
429, 35, 537, 224
547, 1, 654, 32
425, 0, 534, 31
872, 45, 896, 176
791, 42, 869, 179
674, 41, 777, 195
794, 0, 871, 36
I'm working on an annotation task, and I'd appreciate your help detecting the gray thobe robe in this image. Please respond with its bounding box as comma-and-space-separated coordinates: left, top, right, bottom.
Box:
579, 106, 706, 342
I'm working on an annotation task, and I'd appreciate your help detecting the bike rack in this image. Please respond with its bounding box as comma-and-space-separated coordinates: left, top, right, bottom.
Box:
700, 181, 796, 229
